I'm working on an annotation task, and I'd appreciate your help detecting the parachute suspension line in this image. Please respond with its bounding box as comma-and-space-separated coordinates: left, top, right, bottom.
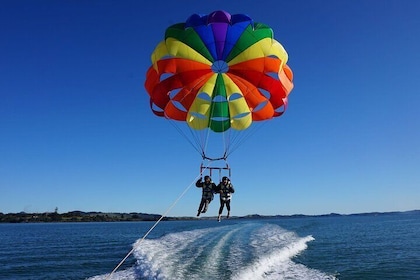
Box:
226, 121, 269, 158
200, 123, 211, 159
172, 72, 218, 159
221, 129, 231, 159
199, 123, 229, 161
166, 118, 203, 158
187, 123, 209, 157
222, 73, 275, 158
105, 170, 207, 280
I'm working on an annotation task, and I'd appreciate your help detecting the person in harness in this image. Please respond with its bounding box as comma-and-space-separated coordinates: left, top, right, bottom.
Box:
215, 176, 235, 221
195, 175, 217, 217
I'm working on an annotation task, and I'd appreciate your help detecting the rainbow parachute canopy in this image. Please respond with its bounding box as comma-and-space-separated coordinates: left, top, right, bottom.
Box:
145, 10, 294, 133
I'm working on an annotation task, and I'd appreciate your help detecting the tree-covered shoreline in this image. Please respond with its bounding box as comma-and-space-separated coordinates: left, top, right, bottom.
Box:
0, 211, 176, 223
1, 210, 418, 223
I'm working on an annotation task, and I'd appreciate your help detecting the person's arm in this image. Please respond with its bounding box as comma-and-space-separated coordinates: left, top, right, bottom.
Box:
230, 184, 235, 193
196, 179, 202, 188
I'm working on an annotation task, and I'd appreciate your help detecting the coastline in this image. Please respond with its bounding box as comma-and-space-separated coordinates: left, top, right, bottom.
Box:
1, 209, 418, 223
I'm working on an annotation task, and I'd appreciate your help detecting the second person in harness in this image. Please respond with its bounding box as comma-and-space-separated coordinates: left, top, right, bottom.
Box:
215, 176, 235, 221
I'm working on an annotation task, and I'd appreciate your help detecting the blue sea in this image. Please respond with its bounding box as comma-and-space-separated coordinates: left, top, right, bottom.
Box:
0, 212, 419, 279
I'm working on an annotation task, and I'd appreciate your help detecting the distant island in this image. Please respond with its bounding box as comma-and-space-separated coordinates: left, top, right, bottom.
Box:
0, 210, 418, 223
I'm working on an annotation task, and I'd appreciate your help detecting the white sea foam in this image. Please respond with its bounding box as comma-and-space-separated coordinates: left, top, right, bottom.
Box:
88, 223, 336, 280
87, 267, 136, 280
232, 234, 316, 279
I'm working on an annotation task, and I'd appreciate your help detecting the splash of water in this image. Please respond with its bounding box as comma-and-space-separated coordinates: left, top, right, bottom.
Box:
88, 222, 336, 280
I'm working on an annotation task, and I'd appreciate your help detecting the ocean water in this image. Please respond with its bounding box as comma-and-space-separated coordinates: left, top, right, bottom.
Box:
0, 212, 418, 279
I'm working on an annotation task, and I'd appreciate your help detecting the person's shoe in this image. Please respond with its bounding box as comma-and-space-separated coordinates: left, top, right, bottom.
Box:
218, 214, 221, 222
227, 211, 230, 219
197, 211, 200, 217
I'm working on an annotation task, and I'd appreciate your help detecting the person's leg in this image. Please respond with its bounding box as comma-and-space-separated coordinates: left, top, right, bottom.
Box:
197, 199, 205, 216
226, 200, 231, 218
202, 199, 210, 213
219, 200, 225, 215
218, 200, 225, 221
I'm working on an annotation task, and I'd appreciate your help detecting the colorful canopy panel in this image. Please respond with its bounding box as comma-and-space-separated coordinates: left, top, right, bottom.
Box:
145, 10, 294, 132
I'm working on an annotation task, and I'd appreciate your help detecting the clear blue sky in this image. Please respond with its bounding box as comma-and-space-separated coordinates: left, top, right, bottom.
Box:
1, 0, 419, 216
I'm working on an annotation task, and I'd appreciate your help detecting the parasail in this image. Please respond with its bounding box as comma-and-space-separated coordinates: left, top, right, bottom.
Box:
145, 10, 294, 172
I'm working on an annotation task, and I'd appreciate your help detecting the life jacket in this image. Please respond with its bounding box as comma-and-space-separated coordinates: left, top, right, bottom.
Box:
220, 183, 232, 201
202, 183, 214, 200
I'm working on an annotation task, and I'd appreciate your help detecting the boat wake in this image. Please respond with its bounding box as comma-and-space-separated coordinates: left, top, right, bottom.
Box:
88, 222, 336, 280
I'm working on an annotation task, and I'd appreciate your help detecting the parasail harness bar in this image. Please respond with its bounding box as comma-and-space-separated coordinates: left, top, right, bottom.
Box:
200, 156, 232, 181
